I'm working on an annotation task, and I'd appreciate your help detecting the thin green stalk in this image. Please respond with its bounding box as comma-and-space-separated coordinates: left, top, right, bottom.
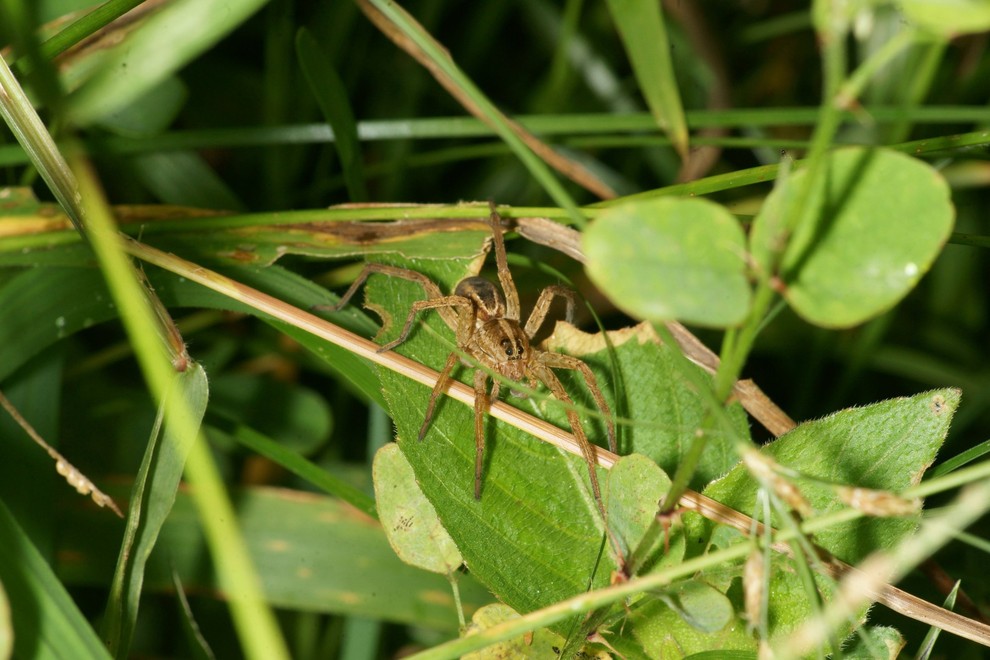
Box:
73, 161, 290, 660
39, 0, 146, 61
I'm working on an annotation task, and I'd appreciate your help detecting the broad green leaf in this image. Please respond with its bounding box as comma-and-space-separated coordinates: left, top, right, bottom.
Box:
0, 500, 110, 660
584, 198, 752, 327
606, 454, 682, 561
899, 0, 990, 36
373, 443, 463, 575
297, 27, 368, 202
751, 147, 954, 328
604, 0, 689, 159
706, 389, 957, 562
545, 323, 748, 490
66, 0, 269, 125
841, 625, 905, 659
103, 364, 209, 657
701, 389, 958, 640
58, 486, 490, 630
0, 576, 10, 660
613, 586, 754, 658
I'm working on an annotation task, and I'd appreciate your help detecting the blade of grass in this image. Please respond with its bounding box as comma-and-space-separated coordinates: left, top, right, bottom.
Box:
39, 0, 147, 61
356, 0, 610, 224
604, 0, 688, 159
73, 160, 290, 660
0, 499, 110, 660
103, 364, 210, 658
296, 27, 368, 202
66, 0, 269, 125
0, 43, 290, 659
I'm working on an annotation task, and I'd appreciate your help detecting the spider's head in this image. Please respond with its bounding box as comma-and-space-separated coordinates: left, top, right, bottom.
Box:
477, 319, 530, 380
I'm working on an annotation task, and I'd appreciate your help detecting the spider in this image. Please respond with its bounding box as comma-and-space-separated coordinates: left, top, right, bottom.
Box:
320, 204, 616, 521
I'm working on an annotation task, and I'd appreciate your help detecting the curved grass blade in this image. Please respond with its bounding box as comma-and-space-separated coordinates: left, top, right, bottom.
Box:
604, 0, 689, 160
296, 27, 368, 203
356, 0, 609, 223
0, 500, 110, 660
103, 364, 209, 658
66, 0, 269, 125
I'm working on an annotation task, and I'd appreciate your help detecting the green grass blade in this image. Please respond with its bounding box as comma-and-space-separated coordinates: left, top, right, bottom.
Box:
604, 0, 689, 159
231, 424, 377, 519
0, 499, 110, 660
103, 364, 210, 658
359, 0, 590, 223
39, 0, 145, 60
296, 27, 368, 202
66, 0, 269, 125
0, 574, 11, 659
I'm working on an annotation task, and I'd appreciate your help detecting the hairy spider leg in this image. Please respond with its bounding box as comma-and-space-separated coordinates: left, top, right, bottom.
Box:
488, 202, 521, 320
538, 351, 616, 454
523, 284, 577, 338
528, 362, 607, 515
315, 262, 461, 333
418, 351, 461, 442
472, 368, 490, 499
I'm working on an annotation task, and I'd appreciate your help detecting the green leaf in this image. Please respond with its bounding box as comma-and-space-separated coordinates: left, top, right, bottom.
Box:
103, 364, 209, 657
373, 444, 463, 575
615, 586, 754, 657
58, 486, 489, 631
296, 27, 368, 202
66, 0, 270, 125
700, 389, 958, 641
751, 147, 954, 328
546, 324, 748, 490
0, 500, 110, 660
603, 0, 689, 159
706, 389, 957, 562
898, 0, 990, 37
606, 454, 681, 561
657, 580, 735, 634
584, 197, 752, 327
840, 625, 905, 659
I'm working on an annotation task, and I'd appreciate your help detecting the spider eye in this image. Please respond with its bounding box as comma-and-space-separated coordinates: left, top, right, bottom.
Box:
505, 346, 513, 356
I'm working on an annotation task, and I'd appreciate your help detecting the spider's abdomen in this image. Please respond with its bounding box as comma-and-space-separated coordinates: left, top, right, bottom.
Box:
455, 276, 506, 321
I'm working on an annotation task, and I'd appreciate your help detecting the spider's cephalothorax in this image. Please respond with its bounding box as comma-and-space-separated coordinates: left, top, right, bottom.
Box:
319, 203, 616, 522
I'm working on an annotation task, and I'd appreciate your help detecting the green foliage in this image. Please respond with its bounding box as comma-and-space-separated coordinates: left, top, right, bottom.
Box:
0, 0, 989, 658
751, 147, 954, 328
585, 198, 752, 327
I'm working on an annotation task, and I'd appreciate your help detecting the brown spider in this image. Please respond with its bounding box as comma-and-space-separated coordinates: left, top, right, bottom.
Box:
321, 204, 616, 520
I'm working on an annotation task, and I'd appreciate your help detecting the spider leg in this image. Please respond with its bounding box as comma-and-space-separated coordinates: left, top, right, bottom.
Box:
472, 368, 490, 500
487, 202, 521, 320
316, 262, 464, 335
418, 351, 461, 441
537, 352, 616, 453
530, 362, 607, 513
531, 361, 625, 563
379, 295, 473, 353
523, 284, 577, 339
